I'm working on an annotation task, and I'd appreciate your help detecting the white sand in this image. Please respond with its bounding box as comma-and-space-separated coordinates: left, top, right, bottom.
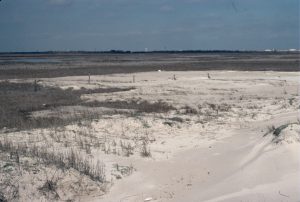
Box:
1, 71, 299, 201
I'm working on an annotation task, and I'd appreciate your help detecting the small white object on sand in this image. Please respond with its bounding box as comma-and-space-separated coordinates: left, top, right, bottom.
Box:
144, 197, 153, 201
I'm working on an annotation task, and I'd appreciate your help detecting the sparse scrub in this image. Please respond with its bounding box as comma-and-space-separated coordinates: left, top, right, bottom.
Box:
217, 103, 232, 112
38, 172, 60, 200
0, 192, 7, 202
182, 105, 198, 114
140, 140, 151, 157
141, 120, 151, 128
121, 142, 134, 157
163, 121, 175, 127
0, 139, 106, 182
264, 124, 294, 138
168, 117, 184, 123
264, 125, 276, 136
206, 103, 232, 114
0, 177, 19, 202
289, 98, 295, 105
273, 124, 289, 137
85, 142, 92, 154
113, 163, 134, 177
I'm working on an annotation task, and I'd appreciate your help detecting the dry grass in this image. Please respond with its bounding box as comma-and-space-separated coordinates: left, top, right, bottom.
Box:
140, 141, 151, 157
0, 139, 106, 182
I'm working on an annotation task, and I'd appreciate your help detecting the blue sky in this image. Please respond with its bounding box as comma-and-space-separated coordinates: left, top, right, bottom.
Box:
0, 0, 299, 51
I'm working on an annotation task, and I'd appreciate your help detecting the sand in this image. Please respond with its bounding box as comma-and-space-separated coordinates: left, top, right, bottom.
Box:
1, 70, 299, 201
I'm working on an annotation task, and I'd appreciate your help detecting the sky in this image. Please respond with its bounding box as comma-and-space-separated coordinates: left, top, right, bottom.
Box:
0, 0, 299, 52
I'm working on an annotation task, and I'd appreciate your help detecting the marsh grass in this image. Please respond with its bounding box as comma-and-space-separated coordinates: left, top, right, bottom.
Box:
0, 81, 134, 130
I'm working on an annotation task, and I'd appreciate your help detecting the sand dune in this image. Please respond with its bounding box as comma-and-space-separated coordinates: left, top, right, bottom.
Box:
0, 71, 299, 201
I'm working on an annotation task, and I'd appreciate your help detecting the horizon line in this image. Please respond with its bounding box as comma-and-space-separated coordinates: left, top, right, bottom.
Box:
0, 49, 299, 54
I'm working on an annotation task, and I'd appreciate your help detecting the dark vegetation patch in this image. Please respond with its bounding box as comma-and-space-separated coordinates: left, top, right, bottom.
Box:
84, 100, 175, 113
264, 123, 298, 140
0, 81, 134, 130
75, 87, 135, 95
167, 117, 184, 123
273, 124, 289, 137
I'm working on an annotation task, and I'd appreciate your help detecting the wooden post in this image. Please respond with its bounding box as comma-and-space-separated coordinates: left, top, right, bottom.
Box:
34, 79, 41, 92
34, 79, 38, 92
88, 74, 91, 84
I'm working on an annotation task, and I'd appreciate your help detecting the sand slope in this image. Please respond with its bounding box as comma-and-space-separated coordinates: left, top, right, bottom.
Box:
101, 112, 299, 202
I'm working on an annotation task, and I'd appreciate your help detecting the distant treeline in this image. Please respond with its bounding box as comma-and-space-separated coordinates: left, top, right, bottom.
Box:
0, 49, 295, 55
